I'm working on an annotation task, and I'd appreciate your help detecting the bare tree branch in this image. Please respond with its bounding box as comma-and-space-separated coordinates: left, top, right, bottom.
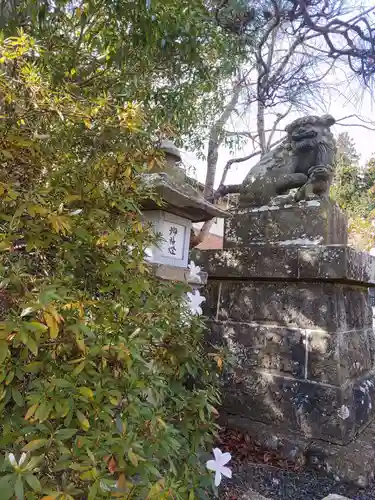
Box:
295, 0, 375, 82
335, 122, 375, 132
195, 0, 375, 246
219, 136, 286, 187
267, 106, 292, 149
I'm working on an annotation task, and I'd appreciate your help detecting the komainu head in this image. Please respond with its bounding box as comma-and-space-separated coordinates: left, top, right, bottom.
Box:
285, 114, 336, 151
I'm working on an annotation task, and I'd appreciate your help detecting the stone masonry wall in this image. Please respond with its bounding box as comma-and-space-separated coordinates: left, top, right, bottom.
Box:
193, 200, 375, 448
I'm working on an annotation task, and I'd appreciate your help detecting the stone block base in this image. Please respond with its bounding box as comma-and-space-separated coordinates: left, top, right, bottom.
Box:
220, 415, 375, 487
203, 275, 375, 444
216, 358, 375, 445
224, 199, 347, 247
195, 244, 375, 445
195, 201, 375, 488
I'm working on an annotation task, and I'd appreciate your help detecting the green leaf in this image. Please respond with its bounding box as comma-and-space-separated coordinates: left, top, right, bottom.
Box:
53, 379, 73, 388
23, 362, 43, 373
24, 336, 38, 355
55, 428, 77, 440
78, 387, 94, 400
22, 439, 48, 452
69, 463, 89, 471
115, 413, 123, 434
71, 361, 85, 376
0, 341, 8, 364
24, 403, 38, 421
0, 474, 14, 500
76, 410, 90, 431
80, 468, 97, 481
11, 388, 24, 407
128, 449, 139, 467
24, 473, 41, 492
14, 476, 24, 500
88, 481, 98, 500
35, 402, 51, 422
5, 371, 14, 385
25, 322, 48, 334
25, 456, 44, 471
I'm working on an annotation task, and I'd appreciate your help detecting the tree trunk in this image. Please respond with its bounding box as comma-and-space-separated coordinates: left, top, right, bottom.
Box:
203, 84, 242, 199
257, 100, 267, 155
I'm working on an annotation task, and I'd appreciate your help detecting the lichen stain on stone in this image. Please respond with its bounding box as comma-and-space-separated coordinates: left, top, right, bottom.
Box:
279, 238, 323, 245
337, 405, 350, 420
305, 200, 321, 207
248, 204, 281, 212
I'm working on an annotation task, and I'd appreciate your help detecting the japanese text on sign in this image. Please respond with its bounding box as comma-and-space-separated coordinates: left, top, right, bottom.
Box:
160, 220, 185, 261
168, 226, 178, 255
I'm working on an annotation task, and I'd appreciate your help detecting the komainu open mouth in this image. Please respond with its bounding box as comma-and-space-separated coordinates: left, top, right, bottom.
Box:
292, 130, 318, 141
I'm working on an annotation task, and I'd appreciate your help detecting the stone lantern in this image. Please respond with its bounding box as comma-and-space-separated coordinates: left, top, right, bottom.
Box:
140, 141, 227, 282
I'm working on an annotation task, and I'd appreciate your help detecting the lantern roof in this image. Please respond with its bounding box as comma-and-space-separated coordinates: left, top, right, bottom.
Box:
141, 173, 228, 223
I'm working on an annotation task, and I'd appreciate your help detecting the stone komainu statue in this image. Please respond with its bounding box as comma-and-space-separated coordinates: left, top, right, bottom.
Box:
237, 114, 336, 208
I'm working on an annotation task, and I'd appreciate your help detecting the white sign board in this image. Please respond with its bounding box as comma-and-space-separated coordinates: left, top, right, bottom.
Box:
142, 211, 191, 268
160, 220, 186, 260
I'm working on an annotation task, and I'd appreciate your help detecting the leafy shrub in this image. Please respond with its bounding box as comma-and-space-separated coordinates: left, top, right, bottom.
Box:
0, 34, 220, 499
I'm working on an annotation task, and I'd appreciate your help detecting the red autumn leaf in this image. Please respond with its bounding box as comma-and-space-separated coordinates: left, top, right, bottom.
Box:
108, 456, 117, 474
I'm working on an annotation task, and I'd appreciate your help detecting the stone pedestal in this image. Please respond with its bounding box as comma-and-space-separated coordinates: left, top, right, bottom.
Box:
193, 199, 375, 485
225, 199, 348, 246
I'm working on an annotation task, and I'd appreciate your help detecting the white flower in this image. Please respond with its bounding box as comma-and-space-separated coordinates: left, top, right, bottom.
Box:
70, 209, 83, 216
8, 452, 27, 469
20, 306, 34, 318
100, 480, 114, 492
144, 247, 153, 261
337, 405, 350, 420
206, 448, 232, 487
33, 133, 50, 140
186, 290, 205, 316
188, 261, 201, 283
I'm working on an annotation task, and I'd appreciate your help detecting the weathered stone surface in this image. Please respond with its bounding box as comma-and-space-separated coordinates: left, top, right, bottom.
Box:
192, 246, 299, 279
306, 329, 373, 385
204, 282, 371, 333
207, 320, 373, 387
224, 200, 347, 247
308, 418, 375, 487
367, 328, 375, 366
192, 245, 375, 285
220, 369, 356, 444
221, 415, 375, 488
322, 496, 352, 500
237, 490, 270, 500
218, 415, 310, 466
207, 320, 306, 378
299, 246, 375, 284
152, 263, 190, 282
352, 371, 375, 430
141, 172, 228, 222
198, 188, 375, 483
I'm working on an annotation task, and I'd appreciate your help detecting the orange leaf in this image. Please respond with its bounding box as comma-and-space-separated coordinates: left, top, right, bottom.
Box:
44, 312, 59, 339
24, 403, 38, 420
108, 456, 117, 474
117, 473, 127, 491
217, 357, 223, 370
